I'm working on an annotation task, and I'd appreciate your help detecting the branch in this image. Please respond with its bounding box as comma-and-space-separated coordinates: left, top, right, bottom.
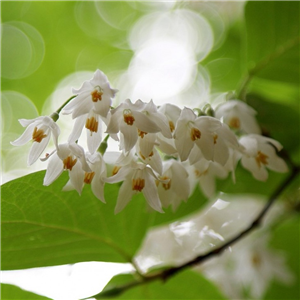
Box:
237, 36, 300, 101
91, 163, 300, 298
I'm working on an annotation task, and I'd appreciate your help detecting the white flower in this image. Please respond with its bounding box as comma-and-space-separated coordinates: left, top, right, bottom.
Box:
239, 134, 288, 181
188, 122, 239, 166
174, 107, 222, 162
106, 99, 162, 153
157, 160, 190, 211
68, 110, 104, 154
62, 69, 118, 119
105, 161, 164, 214
193, 157, 228, 198
11, 116, 60, 165
157, 103, 181, 155
215, 100, 261, 134
43, 142, 91, 193
63, 152, 107, 202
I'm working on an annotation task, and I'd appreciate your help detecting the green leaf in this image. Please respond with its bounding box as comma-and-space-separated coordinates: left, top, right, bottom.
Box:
245, 1, 299, 84
1, 284, 51, 300
265, 216, 300, 300
1, 171, 152, 270
93, 270, 227, 299
1, 171, 205, 270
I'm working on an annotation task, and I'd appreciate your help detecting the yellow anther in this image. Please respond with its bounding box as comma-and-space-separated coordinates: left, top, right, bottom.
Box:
194, 169, 208, 177
229, 117, 241, 129
132, 178, 145, 191
139, 151, 153, 160
85, 116, 98, 134
190, 127, 201, 141
255, 151, 268, 168
251, 253, 261, 267
91, 89, 103, 102
63, 156, 77, 171
161, 176, 171, 190
84, 172, 95, 184
169, 121, 175, 133
112, 166, 121, 176
138, 129, 147, 138
32, 127, 47, 143
123, 109, 135, 126
213, 134, 218, 144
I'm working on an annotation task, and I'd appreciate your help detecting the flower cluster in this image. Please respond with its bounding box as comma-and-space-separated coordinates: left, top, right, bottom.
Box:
11, 69, 288, 213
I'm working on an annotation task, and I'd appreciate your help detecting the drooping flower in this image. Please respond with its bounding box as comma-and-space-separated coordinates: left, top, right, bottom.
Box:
192, 157, 228, 198
157, 160, 190, 211
239, 134, 288, 181
106, 99, 162, 153
104, 161, 165, 214
62, 69, 118, 119
156, 103, 181, 155
174, 107, 222, 162
215, 100, 261, 134
11, 116, 60, 165
68, 110, 104, 154
43, 142, 91, 193
63, 151, 107, 202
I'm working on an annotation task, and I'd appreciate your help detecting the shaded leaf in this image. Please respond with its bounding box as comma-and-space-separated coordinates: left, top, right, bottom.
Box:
93, 270, 227, 299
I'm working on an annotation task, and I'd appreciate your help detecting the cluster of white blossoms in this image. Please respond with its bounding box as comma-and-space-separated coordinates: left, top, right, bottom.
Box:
11, 69, 288, 213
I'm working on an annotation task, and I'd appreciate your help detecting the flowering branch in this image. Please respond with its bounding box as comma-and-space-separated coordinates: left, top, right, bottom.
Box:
91, 162, 300, 299
237, 36, 300, 101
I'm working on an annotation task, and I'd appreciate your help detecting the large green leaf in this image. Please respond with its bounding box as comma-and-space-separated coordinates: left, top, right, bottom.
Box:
245, 1, 299, 84
92, 269, 227, 299
1, 170, 205, 270
1, 284, 51, 300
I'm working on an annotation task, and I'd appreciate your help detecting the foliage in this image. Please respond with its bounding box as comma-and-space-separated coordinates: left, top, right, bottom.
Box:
1, 1, 299, 300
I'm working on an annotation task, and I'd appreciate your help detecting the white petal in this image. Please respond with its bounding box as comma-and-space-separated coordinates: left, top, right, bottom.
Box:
213, 137, 229, 166
115, 179, 134, 214
139, 133, 157, 158
104, 165, 132, 183
175, 136, 194, 162
69, 163, 85, 194
143, 171, 164, 213
147, 112, 172, 138
120, 122, 138, 152
132, 111, 161, 133
105, 111, 122, 134
63, 91, 90, 114
189, 146, 203, 165
68, 115, 86, 143
91, 175, 106, 203
10, 123, 36, 146
195, 133, 214, 161
86, 122, 102, 154
19, 117, 43, 127
199, 173, 216, 198
241, 156, 268, 181
28, 134, 51, 165
43, 154, 64, 186
94, 96, 111, 118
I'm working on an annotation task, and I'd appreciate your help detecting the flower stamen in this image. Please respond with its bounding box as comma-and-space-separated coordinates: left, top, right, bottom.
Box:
161, 176, 171, 190
190, 127, 201, 141
123, 109, 135, 125
84, 171, 95, 184
63, 156, 77, 171
138, 129, 147, 138
112, 166, 121, 175
91, 86, 103, 102
169, 121, 175, 133
255, 151, 268, 168
85, 116, 98, 134
132, 178, 145, 191
32, 127, 47, 143
229, 117, 241, 129
213, 134, 218, 144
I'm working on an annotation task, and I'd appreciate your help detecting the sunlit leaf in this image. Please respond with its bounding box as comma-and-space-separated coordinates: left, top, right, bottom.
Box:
1, 284, 51, 300
1, 171, 205, 270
